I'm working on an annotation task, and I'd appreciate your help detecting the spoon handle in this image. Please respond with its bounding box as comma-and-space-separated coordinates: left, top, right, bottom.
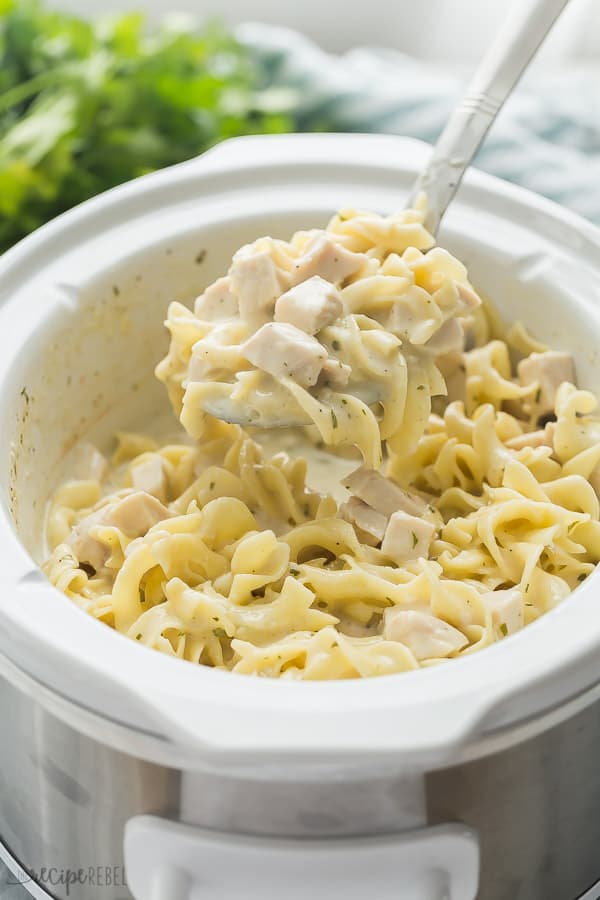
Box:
408, 0, 571, 235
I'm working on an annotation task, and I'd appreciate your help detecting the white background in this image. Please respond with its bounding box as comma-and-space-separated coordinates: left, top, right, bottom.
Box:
50, 0, 599, 62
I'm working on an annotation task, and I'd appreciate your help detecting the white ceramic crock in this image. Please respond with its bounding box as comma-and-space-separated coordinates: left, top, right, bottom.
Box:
2, 134, 600, 900
1, 133, 600, 776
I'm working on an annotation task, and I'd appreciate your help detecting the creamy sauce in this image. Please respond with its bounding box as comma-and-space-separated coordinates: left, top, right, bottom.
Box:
254, 429, 357, 503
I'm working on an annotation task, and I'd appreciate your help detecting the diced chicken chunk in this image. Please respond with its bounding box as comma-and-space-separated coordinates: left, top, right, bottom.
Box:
383, 609, 468, 659
274, 276, 344, 334
425, 317, 465, 355
71, 443, 108, 483
505, 422, 556, 451
340, 497, 387, 546
241, 322, 328, 387
229, 250, 283, 320
518, 351, 575, 421
344, 466, 427, 519
194, 277, 238, 320
319, 357, 351, 388
131, 456, 168, 502
381, 511, 435, 564
292, 235, 367, 286
109, 492, 169, 535
67, 513, 111, 572
483, 587, 524, 636
68, 491, 170, 571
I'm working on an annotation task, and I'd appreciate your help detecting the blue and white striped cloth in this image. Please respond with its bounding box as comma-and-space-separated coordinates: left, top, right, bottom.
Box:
240, 23, 600, 225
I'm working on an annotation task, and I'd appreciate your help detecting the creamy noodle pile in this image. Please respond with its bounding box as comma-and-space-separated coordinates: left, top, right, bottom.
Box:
156, 206, 479, 468
43, 207, 600, 678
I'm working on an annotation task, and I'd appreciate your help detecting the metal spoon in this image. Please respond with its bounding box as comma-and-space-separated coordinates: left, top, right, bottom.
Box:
408, 0, 571, 236
200, 0, 571, 429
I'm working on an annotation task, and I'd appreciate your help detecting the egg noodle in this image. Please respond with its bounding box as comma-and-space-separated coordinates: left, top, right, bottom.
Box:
43, 206, 600, 678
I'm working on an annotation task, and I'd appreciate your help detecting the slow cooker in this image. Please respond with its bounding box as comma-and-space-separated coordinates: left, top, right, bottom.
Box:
0, 134, 600, 900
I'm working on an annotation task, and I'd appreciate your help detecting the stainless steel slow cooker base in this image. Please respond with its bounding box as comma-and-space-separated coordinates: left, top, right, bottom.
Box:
1, 671, 599, 900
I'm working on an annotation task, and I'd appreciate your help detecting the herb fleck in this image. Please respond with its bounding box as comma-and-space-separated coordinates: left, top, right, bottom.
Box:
195, 249, 207, 265
411, 531, 418, 548
332, 340, 340, 351
499, 622, 508, 636
331, 409, 338, 429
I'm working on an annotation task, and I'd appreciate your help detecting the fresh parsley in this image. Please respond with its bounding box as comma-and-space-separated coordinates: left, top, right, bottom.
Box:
0, 1, 295, 251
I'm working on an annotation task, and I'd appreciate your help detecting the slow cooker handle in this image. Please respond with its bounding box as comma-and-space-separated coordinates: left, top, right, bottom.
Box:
124, 816, 479, 900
